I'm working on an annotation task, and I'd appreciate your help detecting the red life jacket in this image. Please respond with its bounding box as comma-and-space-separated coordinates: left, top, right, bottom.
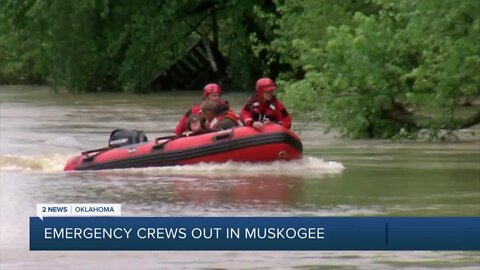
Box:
174, 104, 201, 135
210, 111, 243, 129
240, 95, 291, 129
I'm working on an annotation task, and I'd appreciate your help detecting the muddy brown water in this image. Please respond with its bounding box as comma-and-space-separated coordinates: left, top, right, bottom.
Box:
1, 86, 479, 269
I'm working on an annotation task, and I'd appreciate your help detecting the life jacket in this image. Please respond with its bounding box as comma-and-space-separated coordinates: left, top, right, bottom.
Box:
174, 104, 202, 135
241, 94, 291, 129
247, 96, 284, 123
210, 111, 243, 129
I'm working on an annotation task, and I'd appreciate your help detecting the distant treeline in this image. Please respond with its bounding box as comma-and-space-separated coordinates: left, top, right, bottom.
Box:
1, 0, 479, 138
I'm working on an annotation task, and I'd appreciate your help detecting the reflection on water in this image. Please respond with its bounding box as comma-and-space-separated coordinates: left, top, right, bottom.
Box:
55, 173, 305, 212
1, 86, 479, 269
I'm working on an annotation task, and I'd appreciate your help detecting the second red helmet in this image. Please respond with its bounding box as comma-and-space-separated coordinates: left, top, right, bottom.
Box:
256, 78, 276, 94
203, 83, 222, 98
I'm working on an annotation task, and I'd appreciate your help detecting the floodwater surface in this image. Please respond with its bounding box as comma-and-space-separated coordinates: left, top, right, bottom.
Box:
1, 85, 479, 269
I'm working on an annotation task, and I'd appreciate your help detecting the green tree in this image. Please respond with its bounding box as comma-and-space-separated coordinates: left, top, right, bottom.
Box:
0, 0, 47, 83
267, 0, 480, 138
1, 0, 270, 92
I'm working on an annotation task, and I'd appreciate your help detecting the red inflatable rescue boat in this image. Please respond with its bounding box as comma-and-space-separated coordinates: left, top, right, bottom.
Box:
64, 124, 302, 171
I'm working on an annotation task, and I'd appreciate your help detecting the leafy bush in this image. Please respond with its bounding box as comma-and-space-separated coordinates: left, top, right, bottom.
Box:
269, 0, 480, 138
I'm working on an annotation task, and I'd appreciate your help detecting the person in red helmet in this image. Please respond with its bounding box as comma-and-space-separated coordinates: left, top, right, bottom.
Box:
174, 83, 225, 135
203, 83, 222, 103
240, 78, 292, 130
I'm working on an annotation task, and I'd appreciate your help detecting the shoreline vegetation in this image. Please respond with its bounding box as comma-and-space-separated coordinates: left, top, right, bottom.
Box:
1, 1, 479, 139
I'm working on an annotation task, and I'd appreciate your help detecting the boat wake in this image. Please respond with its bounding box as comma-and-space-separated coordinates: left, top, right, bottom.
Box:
0, 154, 68, 172
137, 156, 345, 177
0, 154, 344, 176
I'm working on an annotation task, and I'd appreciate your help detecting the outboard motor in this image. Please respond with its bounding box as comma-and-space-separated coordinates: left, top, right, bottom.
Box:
108, 129, 148, 148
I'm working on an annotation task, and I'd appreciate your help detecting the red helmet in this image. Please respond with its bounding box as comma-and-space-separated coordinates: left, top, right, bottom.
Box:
256, 78, 276, 95
203, 83, 222, 98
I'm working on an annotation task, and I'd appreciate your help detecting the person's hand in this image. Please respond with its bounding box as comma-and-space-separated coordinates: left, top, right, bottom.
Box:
252, 121, 264, 130
263, 118, 271, 124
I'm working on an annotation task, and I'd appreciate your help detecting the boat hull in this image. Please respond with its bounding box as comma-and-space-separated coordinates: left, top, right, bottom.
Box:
64, 125, 302, 171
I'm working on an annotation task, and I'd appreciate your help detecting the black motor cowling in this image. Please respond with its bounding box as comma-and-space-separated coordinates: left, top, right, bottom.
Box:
108, 129, 148, 148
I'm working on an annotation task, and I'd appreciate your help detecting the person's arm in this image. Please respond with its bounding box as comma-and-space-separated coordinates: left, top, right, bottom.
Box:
276, 102, 292, 129
174, 109, 192, 135
240, 104, 254, 127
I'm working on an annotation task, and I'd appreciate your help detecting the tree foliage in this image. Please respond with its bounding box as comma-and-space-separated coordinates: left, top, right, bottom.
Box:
265, 0, 480, 138
1, 0, 479, 138
0, 0, 267, 91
